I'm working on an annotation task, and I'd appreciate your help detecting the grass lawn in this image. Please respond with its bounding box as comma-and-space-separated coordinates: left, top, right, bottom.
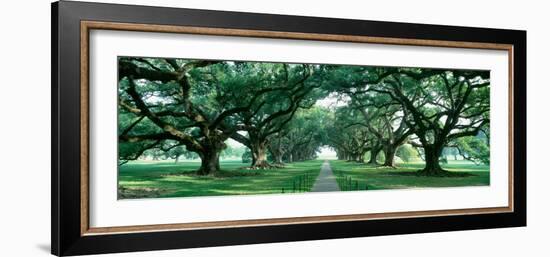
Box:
118, 159, 322, 199
331, 160, 490, 191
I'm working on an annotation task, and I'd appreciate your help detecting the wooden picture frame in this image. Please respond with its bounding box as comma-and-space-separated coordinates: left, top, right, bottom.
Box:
52, 1, 526, 256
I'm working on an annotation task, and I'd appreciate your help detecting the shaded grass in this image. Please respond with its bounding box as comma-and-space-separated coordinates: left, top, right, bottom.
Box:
118, 160, 322, 199
331, 160, 490, 191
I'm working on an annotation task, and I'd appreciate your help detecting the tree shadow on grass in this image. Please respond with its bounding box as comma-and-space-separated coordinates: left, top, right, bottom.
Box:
378, 171, 478, 178
117, 161, 324, 199
159, 170, 264, 179
119, 167, 321, 199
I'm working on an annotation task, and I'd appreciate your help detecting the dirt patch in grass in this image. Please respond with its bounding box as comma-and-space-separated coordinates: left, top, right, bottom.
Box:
118, 186, 171, 199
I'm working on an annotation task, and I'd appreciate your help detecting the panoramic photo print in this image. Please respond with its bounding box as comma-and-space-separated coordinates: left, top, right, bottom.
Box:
117, 57, 490, 199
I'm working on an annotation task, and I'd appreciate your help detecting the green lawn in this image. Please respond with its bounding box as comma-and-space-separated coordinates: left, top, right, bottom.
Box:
331, 160, 490, 191
118, 160, 322, 199
118, 159, 490, 199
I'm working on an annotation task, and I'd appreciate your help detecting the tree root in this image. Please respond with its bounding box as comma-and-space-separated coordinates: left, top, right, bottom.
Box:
271, 162, 286, 168
245, 162, 285, 170
364, 163, 380, 167
415, 168, 474, 177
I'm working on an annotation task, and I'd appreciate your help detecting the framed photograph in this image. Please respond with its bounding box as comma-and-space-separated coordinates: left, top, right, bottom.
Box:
52, 1, 526, 256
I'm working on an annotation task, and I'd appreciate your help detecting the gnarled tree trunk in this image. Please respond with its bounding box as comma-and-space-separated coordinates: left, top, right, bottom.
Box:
357, 153, 364, 163
275, 154, 283, 164
367, 147, 381, 165
252, 146, 269, 168
418, 144, 446, 175
268, 144, 285, 165
382, 145, 397, 167
251, 140, 271, 169
195, 135, 226, 175
197, 149, 221, 175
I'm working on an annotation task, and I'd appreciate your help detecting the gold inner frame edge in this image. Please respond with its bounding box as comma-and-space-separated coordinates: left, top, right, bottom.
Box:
80, 20, 514, 236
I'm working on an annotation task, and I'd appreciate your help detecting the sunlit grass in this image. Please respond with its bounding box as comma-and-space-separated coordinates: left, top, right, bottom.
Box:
331, 160, 489, 191
118, 159, 490, 199
118, 160, 322, 199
